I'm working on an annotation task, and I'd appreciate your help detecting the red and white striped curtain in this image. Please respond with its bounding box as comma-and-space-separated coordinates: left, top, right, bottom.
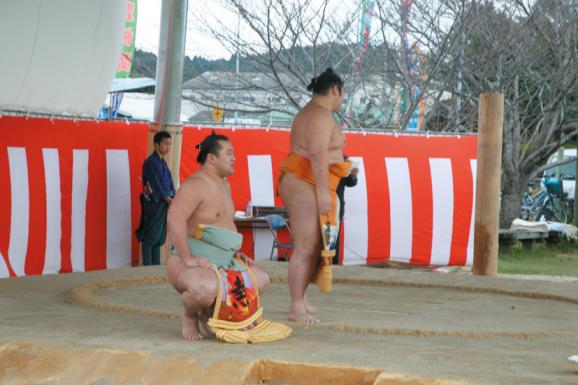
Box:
181, 127, 478, 266
0, 117, 147, 278
0, 118, 477, 278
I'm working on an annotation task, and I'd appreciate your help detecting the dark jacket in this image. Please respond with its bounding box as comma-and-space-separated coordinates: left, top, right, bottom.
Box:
142, 152, 175, 203
336, 173, 358, 220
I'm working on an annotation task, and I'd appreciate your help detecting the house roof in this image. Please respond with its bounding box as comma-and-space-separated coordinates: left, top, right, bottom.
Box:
183, 71, 304, 93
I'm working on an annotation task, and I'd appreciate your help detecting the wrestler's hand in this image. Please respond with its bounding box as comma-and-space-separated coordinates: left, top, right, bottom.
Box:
183, 255, 213, 270
234, 251, 254, 267
317, 191, 331, 216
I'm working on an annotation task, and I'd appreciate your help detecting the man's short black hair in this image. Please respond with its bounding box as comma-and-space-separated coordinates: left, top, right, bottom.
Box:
154, 131, 172, 144
307, 67, 344, 95
196, 131, 230, 164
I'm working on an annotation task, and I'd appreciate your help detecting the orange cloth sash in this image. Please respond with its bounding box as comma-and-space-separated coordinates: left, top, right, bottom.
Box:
279, 152, 350, 223
279, 153, 351, 292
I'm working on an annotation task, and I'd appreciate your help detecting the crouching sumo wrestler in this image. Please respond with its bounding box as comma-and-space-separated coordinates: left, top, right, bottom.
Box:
166, 132, 291, 343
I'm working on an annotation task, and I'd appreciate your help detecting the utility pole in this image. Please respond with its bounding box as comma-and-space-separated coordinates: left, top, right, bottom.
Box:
234, 7, 240, 125
151, 0, 188, 188
150, 0, 188, 264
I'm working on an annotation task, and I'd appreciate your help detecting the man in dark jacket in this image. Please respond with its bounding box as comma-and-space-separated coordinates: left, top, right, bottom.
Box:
135, 131, 175, 265
333, 161, 359, 265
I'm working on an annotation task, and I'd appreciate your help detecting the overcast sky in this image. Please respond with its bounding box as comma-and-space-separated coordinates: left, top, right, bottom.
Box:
136, 0, 237, 60
136, 0, 362, 60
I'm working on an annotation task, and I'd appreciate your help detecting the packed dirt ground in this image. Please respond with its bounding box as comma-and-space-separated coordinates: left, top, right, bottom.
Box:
1, 261, 578, 384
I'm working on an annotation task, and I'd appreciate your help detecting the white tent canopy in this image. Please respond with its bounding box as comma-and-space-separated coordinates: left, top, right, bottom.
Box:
0, 0, 127, 117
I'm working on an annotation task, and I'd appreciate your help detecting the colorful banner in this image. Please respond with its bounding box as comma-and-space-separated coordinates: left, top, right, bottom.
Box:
347, 0, 376, 122
357, 0, 375, 66
399, 0, 427, 131
116, 0, 138, 78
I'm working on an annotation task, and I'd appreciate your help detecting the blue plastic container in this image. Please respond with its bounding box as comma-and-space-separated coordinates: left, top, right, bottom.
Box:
544, 177, 563, 194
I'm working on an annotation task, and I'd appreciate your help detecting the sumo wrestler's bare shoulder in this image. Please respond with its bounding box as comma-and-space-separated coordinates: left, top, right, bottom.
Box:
309, 106, 336, 126
174, 173, 210, 202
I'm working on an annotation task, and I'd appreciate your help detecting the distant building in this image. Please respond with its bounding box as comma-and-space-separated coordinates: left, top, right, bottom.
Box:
117, 70, 425, 130
182, 70, 409, 129
182, 71, 302, 126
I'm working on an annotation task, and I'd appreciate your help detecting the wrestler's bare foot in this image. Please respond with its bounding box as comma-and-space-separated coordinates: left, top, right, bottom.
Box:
182, 311, 203, 340
288, 305, 320, 324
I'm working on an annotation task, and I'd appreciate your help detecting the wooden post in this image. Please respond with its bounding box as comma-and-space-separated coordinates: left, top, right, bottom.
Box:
473, 93, 504, 276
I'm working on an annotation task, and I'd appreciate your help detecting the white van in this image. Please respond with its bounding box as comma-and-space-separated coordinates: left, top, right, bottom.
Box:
544, 148, 576, 200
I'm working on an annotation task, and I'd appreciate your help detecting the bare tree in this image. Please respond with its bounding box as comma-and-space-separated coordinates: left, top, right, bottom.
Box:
189, 1, 476, 129
446, 0, 578, 227
374, 0, 577, 226
187, 0, 359, 121
189, 0, 577, 226
372, 0, 475, 131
